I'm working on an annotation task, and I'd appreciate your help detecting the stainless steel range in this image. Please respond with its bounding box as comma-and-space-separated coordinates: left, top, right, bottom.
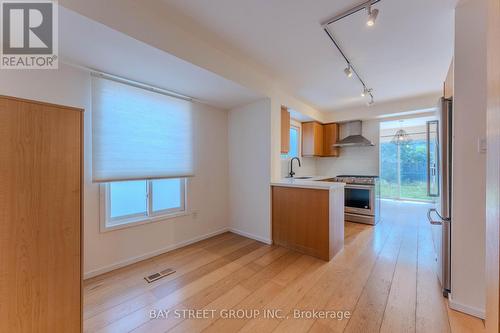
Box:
326, 175, 380, 225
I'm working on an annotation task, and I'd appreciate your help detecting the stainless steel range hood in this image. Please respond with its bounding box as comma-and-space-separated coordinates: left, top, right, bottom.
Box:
333, 120, 374, 147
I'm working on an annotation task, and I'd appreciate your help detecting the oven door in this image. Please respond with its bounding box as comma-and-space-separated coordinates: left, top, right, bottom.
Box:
344, 184, 375, 216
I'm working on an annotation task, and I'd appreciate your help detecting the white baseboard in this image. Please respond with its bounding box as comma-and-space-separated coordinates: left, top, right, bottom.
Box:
83, 227, 229, 280
228, 228, 272, 245
448, 295, 485, 319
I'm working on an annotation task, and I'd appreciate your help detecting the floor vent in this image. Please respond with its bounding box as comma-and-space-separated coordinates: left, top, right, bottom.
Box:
144, 268, 175, 283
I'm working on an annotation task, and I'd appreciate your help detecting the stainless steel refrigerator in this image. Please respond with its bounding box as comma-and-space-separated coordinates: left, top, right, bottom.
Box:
426, 97, 452, 297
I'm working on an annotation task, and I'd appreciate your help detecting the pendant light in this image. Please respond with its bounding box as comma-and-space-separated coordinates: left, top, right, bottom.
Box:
391, 122, 412, 146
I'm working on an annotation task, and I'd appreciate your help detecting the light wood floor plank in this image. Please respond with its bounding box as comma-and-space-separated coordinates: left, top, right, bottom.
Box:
379, 216, 418, 333
130, 245, 285, 333
273, 218, 397, 333
83, 201, 484, 333
84, 233, 243, 318
94, 240, 264, 332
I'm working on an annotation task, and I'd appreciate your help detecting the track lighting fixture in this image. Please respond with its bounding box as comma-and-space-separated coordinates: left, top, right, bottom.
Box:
321, 0, 381, 106
344, 66, 353, 78
366, 4, 379, 27
361, 87, 370, 97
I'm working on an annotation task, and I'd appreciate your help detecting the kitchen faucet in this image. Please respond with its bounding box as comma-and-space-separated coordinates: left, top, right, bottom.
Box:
289, 157, 301, 178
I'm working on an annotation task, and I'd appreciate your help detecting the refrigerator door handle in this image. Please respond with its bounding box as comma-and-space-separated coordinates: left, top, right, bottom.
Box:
427, 208, 450, 225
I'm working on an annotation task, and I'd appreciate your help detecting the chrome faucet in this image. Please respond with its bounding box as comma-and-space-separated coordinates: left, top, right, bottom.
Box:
289, 157, 301, 178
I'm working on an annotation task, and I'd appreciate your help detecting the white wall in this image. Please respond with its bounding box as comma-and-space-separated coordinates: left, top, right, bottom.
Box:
280, 157, 317, 178
450, 0, 487, 317
228, 99, 272, 243
322, 93, 441, 123
0, 64, 230, 278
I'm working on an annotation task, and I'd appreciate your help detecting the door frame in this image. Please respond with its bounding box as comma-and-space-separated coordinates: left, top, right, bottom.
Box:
485, 0, 500, 332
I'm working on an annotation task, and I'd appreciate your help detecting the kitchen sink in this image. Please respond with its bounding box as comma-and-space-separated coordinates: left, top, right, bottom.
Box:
293, 176, 313, 180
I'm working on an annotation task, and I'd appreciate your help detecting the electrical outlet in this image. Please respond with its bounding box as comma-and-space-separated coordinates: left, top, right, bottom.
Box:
191, 210, 199, 219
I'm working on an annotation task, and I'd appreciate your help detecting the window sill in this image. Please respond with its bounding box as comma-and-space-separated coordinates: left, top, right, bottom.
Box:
100, 210, 192, 233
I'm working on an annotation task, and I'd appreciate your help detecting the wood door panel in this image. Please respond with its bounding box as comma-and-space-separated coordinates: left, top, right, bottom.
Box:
0, 96, 82, 333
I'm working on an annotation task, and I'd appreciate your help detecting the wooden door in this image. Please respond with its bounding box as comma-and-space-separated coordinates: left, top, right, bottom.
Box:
0, 96, 83, 332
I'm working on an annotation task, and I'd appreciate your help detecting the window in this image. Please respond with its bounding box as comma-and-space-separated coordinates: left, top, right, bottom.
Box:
282, 124, 301, 159
101, 178, 186, 231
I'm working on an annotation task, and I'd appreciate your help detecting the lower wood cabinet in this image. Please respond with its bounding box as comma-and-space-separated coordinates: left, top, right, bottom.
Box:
0, 95, 83, 332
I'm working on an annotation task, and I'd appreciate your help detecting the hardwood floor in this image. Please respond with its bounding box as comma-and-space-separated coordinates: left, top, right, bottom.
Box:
84, 200, 485, 332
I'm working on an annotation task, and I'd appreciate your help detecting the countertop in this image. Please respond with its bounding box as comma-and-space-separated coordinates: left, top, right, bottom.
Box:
270, 176, 345, 190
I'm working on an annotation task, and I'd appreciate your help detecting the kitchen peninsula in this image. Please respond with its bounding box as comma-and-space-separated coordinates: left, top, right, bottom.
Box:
270, 177, 345, 261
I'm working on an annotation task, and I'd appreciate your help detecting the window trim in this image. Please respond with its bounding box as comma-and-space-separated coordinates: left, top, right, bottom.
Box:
99, 178, 188, 232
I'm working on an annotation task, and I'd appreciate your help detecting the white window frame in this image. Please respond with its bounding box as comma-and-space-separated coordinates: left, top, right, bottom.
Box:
99, 178, 188, 232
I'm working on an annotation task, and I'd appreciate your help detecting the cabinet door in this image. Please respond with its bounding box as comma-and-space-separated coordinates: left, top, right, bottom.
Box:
302, 122, 324, 157
323, 123, 340, 157
281, 106, 290, 153
0, 96, 82, 333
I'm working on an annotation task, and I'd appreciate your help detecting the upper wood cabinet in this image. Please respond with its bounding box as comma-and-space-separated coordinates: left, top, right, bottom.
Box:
323, 123, 340, 157
281, 106, 290, 154
302, 121, 340, 157
444, 59, 454, 98
302, 121, 324, 157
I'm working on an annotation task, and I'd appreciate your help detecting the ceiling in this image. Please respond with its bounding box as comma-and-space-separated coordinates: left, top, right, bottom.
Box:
160, 0, 457, 111
58, 7, 263, 110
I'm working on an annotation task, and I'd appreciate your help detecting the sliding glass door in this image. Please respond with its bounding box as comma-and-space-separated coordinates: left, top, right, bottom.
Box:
379, 117, 437, 202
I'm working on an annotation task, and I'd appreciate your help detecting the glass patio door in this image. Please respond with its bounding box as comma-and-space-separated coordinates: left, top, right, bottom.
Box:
380, 117, 437, 202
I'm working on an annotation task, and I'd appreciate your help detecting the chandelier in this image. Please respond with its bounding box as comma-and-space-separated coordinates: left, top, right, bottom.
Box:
391, 129, 412, 145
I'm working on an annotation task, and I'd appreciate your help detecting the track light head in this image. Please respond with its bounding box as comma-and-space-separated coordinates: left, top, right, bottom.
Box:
367, 95, 375, 106
344, 66, 353, 78
361, 87, 369, 97
366, 6, 379, 27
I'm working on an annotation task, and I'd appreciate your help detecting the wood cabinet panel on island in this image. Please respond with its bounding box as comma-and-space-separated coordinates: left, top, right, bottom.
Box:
271, 181, 345, 261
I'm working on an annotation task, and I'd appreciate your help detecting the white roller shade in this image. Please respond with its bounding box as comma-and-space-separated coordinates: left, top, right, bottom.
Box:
92, 76, 194, 182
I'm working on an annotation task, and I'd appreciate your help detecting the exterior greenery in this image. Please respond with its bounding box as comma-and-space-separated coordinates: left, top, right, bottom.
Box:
380, 139, 435, 201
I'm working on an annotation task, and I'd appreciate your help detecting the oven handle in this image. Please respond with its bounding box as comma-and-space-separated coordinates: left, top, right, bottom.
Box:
344, 184, 375, 189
